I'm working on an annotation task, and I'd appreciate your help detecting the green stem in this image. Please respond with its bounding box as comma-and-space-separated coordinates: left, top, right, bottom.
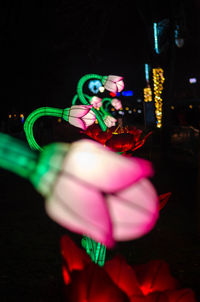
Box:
24, 107, 70, 152
100, 98, 112, 116
81, 235, 106, 267
77, 74, 107, 131
72, 94, 91, 105
0, 132, 38, 179
72, 95, 79, 105
0, 132, 69, 198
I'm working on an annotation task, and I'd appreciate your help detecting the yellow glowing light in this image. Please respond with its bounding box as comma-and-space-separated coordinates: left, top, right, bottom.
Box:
189, 105, 193, 109
111, 108, 115, 111
20, 114, 24, 118
133, 108, 136, 112
58, 118, 62, 123
8, 114, 11, 118
171, 106, 174, 110
153, 68, 165, 128
14, 114, 16, 117
125, 107, 129, 111
144, 86, 152, 102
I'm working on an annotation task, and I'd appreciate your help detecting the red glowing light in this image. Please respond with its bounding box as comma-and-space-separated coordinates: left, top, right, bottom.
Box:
109, 92, 117, 97
82, 125, 152, 155
60, 235, 197, 302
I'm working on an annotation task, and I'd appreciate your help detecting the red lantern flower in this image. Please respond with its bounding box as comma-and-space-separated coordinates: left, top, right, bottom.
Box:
60, 235, 197, 302
82, 124, 152, 155
82, 124, 114, 144
159, 192, 172, 211
105, 133, 135, 153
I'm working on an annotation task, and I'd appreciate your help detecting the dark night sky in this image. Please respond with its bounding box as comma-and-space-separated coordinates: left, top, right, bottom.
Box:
1, 0, 200, 116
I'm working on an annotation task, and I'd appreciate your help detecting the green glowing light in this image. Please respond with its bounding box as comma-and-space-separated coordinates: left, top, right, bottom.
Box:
81, 235, 106, 267
0, 132, 68, 197
24, 107, 70, 151
0, 132, 38, 179
30, 143, 69, 196
100, 98, 113, 116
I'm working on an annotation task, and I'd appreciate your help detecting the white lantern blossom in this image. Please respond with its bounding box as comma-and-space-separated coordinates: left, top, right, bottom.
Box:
111, 98, 122, 110
103, 75, 124, 94
103, 115, 117, 128
90, 96, 102, 109
68, 105, 96, 130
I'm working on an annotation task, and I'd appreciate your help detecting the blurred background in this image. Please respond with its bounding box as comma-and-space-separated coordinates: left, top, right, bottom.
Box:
1, 0, 200, 130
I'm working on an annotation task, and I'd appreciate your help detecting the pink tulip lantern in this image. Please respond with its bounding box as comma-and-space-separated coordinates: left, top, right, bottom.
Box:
45, 139, 159, 248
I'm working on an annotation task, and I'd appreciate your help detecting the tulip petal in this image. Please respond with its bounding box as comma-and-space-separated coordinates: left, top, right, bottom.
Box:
111, 99, 122, 110
108, 75, 124, 83
82, 110, 97, 127
104, 76, 124, 93
90, 96, 102, 108
104, 116, 117, 128
68, 116, 87, 130
106, 179, 159, 241
117, 80, 125, 92
45, 175, 114, 247
70, 105, 92, 118
64, 140, 154, 193
104, 81, 118, 93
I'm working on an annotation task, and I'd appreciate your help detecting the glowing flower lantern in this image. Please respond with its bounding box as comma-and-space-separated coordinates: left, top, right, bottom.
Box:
103, 115, 117, 128
83, 124, 153, 155
60, 235, 197, 302
111, 98, 122, 110
45, 139, 159, 247
75, 74, 124, 131
68, 105, 96, 129
23, 105, 96, 151
82, 124, 114, 145
106, 133, 135, 153
73, 94, 119, 128
81, 124, 113, 144
90, 96, 102, 109
102, 75, 124, 94
99, 98, 122, 116
0, 133, 159, 248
